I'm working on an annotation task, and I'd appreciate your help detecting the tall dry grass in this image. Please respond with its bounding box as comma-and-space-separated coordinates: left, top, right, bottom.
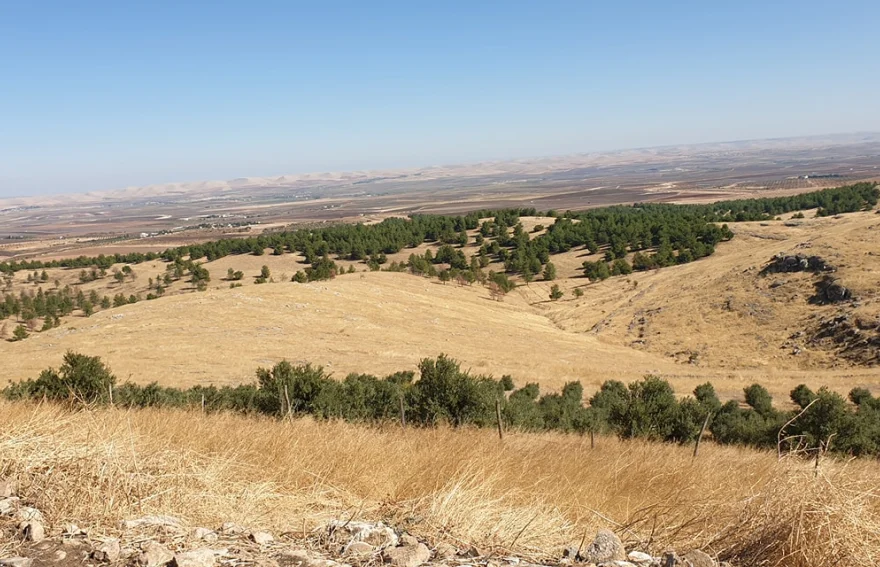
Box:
2, 401, 880, 566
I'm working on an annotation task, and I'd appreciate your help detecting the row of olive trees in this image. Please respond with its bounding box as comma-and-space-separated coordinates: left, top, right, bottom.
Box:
5, 351, 880, 457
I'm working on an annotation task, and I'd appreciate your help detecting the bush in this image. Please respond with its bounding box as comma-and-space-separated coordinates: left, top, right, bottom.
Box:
583, 261, 610, 281
7, 349, 880, 459
3, 351, 116, 405
609, 376, 680, 441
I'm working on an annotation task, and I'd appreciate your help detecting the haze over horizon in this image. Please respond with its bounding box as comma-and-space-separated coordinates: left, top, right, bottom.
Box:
2, 0, 879, 198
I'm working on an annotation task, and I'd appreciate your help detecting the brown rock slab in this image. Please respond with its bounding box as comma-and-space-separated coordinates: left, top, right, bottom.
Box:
433, 543, 457, 561
92, 539, 121, 563
383, 543, 431, 567
138, 542, 175, 567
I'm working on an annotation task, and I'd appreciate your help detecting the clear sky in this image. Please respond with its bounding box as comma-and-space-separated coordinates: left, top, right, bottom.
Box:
1, 0, 878, 197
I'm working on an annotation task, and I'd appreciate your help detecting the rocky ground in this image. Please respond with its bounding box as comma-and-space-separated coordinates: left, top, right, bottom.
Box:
0, 479, 730, 567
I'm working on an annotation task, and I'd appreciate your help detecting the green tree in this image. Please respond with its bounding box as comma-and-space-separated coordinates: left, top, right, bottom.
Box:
292, 271, 308, 283
611, 258, 632, 276
744, 384, 774, 417
11, 324, 28, 341
542, 261, 557, 281
549, 284, 563, 301
3, 351, 116, 405
583, 261, 611, 281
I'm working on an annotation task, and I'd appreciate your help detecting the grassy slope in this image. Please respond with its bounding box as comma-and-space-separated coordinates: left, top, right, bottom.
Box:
1, 402, 878, 567
1, 210, 878, 401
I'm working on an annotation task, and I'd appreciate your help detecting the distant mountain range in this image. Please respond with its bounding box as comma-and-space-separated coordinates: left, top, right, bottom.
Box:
3, 132, 879, 208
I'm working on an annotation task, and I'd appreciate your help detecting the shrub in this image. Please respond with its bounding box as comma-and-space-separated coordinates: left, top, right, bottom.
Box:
4, 351, 115, 405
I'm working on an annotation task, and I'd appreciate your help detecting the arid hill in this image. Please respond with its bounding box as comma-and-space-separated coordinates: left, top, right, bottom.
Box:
1, 209, 878, 402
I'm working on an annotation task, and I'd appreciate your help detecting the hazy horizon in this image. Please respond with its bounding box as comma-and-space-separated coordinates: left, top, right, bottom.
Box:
0, 130, 878, 202
2, 1, 879, 198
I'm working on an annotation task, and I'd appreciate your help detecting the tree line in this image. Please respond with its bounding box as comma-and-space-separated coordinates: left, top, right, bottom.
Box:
6, 351, 880, 458
1, 184, 875, 280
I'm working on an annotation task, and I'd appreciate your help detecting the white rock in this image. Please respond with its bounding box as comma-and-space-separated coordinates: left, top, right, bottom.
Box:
0, 558, 33, 567
192, 527, 218, 542
250, 531, 274, 545
123, 515, 182, 530
22, 521, 45, 542
0, 497, 18, 515
63, 523, 84, 537
627, 551, 655, 565
14, 507, 43, 523
329, 520, 397, 549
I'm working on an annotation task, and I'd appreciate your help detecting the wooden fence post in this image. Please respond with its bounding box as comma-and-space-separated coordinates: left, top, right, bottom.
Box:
693, 413, 711, 459
284, 385, 293, 420
495, 399, 504, 440
399, 394, 406, 428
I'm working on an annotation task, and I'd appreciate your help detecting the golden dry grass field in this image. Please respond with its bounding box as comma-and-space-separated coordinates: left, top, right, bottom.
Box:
2, 210, 879, 402
2, 402, 879, 567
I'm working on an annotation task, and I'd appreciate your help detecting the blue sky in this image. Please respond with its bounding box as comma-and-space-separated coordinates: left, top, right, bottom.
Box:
1, 0, 878, 197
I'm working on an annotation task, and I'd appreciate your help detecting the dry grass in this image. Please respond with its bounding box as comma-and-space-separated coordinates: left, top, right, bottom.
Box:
4, 211, 879, 401
2, 402, 880, 566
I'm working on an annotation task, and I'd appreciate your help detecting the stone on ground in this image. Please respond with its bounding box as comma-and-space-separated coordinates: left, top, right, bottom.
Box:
627, 550, 655, 565
383, 543, 431, 567
192, 527, 218, 542
250, 531, 274, 545
580, 529, 626, 564
21, 521, 45, 542
138, 541, 175, 567
123, 515, 183, 530
14, 507, 43, 523
92, 539, 121, 562
682, 549, 716, 567
433, 542, 457, 561
343, 542, 374, 557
